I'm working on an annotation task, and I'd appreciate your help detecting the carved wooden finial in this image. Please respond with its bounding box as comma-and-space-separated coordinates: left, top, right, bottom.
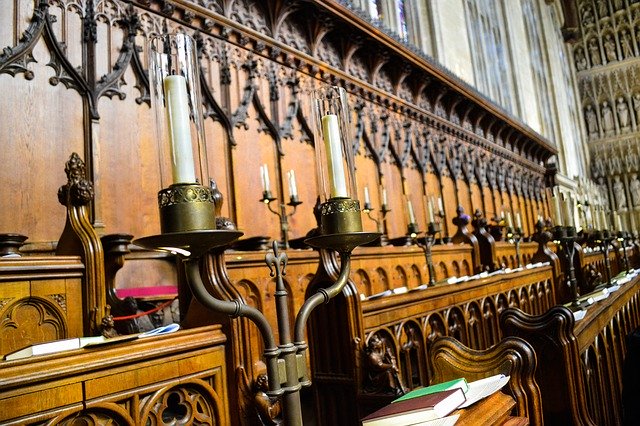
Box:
57, 152, 94, 207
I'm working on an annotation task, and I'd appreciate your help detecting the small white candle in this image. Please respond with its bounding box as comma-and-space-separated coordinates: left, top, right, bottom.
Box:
506, 212, 514, 228
321, 114, 348, 198
382, 188, 388, 206
407, 199, 416, 224
261, 164, 271, 193
600, 209, 607, 230
515, 212, 522, 229
563, 197, 574, 226
616, 213, 623, 231
437, 197, 444, 213
164, 75, 196, 184
288, 170, 298, 198
428, 198, 435, 223
364, 186, 371, 205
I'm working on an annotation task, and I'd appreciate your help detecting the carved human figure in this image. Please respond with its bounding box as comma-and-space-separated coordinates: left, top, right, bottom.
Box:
589, 38, 602, 65
633, 93, 640, 125
604, 33, 617, 62
614, 175, 627, 210
583, 6, 595, 26
597, 0, 609, 17
364, 335, 403, 395
614, 0, 624, 10
630, 174, 640, 208
253, 374, 281, 425
585, 104, 599, 136
575, 46, 588, 70
617, 97, 630, 130
621, 29, 634, 58
602, 100, 615, 134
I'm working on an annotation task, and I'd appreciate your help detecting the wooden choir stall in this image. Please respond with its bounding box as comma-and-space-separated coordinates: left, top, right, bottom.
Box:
1, 0, 639, 425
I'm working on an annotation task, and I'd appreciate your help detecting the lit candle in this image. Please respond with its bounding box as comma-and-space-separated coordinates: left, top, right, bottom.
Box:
261, 164, 271, 193
382, 188, 388, 207
407, 199, 416, 224
515, 212, 522, 229
321, 114, 348, 198
164, 75, 196, 184
288, 170, 298, 198
437, 197, 444, 213
428, 198, 435, 223
364, 186, 371, 205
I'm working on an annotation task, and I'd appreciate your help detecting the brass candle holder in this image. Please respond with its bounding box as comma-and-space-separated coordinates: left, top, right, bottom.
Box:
414, 222, 440, 286
363, 202, 390, 246
552, 225, 581, 310
506, 226, 523, 268
260, 190, 303, 249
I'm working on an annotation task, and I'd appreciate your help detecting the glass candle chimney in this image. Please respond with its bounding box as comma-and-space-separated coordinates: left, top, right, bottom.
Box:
311, 86, 358, 203
149, 33, 209, 189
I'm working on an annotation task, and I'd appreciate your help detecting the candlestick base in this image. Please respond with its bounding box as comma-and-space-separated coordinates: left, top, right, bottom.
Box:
305, 232, 379, 253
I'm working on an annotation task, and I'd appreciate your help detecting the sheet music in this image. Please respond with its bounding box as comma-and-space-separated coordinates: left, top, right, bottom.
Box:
458, 374, 510, 408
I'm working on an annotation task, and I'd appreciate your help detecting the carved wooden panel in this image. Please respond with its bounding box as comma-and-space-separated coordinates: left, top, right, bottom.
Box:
0, 0, 555, 250
0, 326, 228, 425
361, 266, 556, 392
0, 256, 84, 357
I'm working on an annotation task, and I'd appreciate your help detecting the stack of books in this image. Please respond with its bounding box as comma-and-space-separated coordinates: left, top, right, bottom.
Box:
361, 374, 510, 425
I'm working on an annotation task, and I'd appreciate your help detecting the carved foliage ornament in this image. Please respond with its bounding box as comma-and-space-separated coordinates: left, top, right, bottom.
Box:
57, 153, 95, 207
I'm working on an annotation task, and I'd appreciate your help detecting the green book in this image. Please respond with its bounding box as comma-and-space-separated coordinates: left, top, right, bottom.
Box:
392, 378, 469, 403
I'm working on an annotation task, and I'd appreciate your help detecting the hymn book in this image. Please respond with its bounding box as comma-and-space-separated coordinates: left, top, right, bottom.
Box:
392, 378, 469, 403
361, 388, 466, 426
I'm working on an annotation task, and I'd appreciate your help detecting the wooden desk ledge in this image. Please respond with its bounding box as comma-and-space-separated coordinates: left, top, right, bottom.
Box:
455, 392, 528, 426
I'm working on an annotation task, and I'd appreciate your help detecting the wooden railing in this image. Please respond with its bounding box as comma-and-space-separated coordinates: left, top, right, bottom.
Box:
502, 272, 640, 426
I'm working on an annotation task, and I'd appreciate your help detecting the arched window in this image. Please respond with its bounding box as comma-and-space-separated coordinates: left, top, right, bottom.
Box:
463, 0, 515, 113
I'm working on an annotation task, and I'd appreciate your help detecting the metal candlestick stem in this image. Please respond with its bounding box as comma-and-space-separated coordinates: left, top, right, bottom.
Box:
593, 229, 614, 287
414, 222, 440, 286
507, 227, 523, 268
260, 190, 302, 249
553, 225, 580, 309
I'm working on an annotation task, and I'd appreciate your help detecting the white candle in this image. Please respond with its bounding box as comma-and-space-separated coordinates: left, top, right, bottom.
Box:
321, 114, 348, 198
600, 209, 607, 230
288, 170, 298, 198
261, 164, 270, 193
506, 212, 514, 228
437, 197, 444, 213
407, 199, 416, 224
563, 197, 573, 226
364, 186, 371, 205
164, 75, 196, 184
382, 188, 388, 206
516, 212, 522, 229
428, 198, 435, 223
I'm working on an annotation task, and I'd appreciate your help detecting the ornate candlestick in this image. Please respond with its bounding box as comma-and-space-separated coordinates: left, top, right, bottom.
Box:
592, 229, 614, 287
553, 225, 580, 309
618, 231, 630, 273
260, 190, 302, 249
362, 202, 389, 246
414, 222, 440, 286
506, 226, 523, 268
140, 73, 379, 425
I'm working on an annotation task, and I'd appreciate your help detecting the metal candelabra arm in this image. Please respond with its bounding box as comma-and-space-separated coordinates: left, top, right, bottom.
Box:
184, 257, 283, 394
294, 251, 351, 348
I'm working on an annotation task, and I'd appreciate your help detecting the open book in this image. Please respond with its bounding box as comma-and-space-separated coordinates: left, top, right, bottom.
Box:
3, 323, 180, 361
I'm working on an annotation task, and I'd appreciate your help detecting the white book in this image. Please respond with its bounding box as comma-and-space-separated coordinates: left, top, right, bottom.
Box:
458, 374, 510, 408
4, 336, 107, 361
